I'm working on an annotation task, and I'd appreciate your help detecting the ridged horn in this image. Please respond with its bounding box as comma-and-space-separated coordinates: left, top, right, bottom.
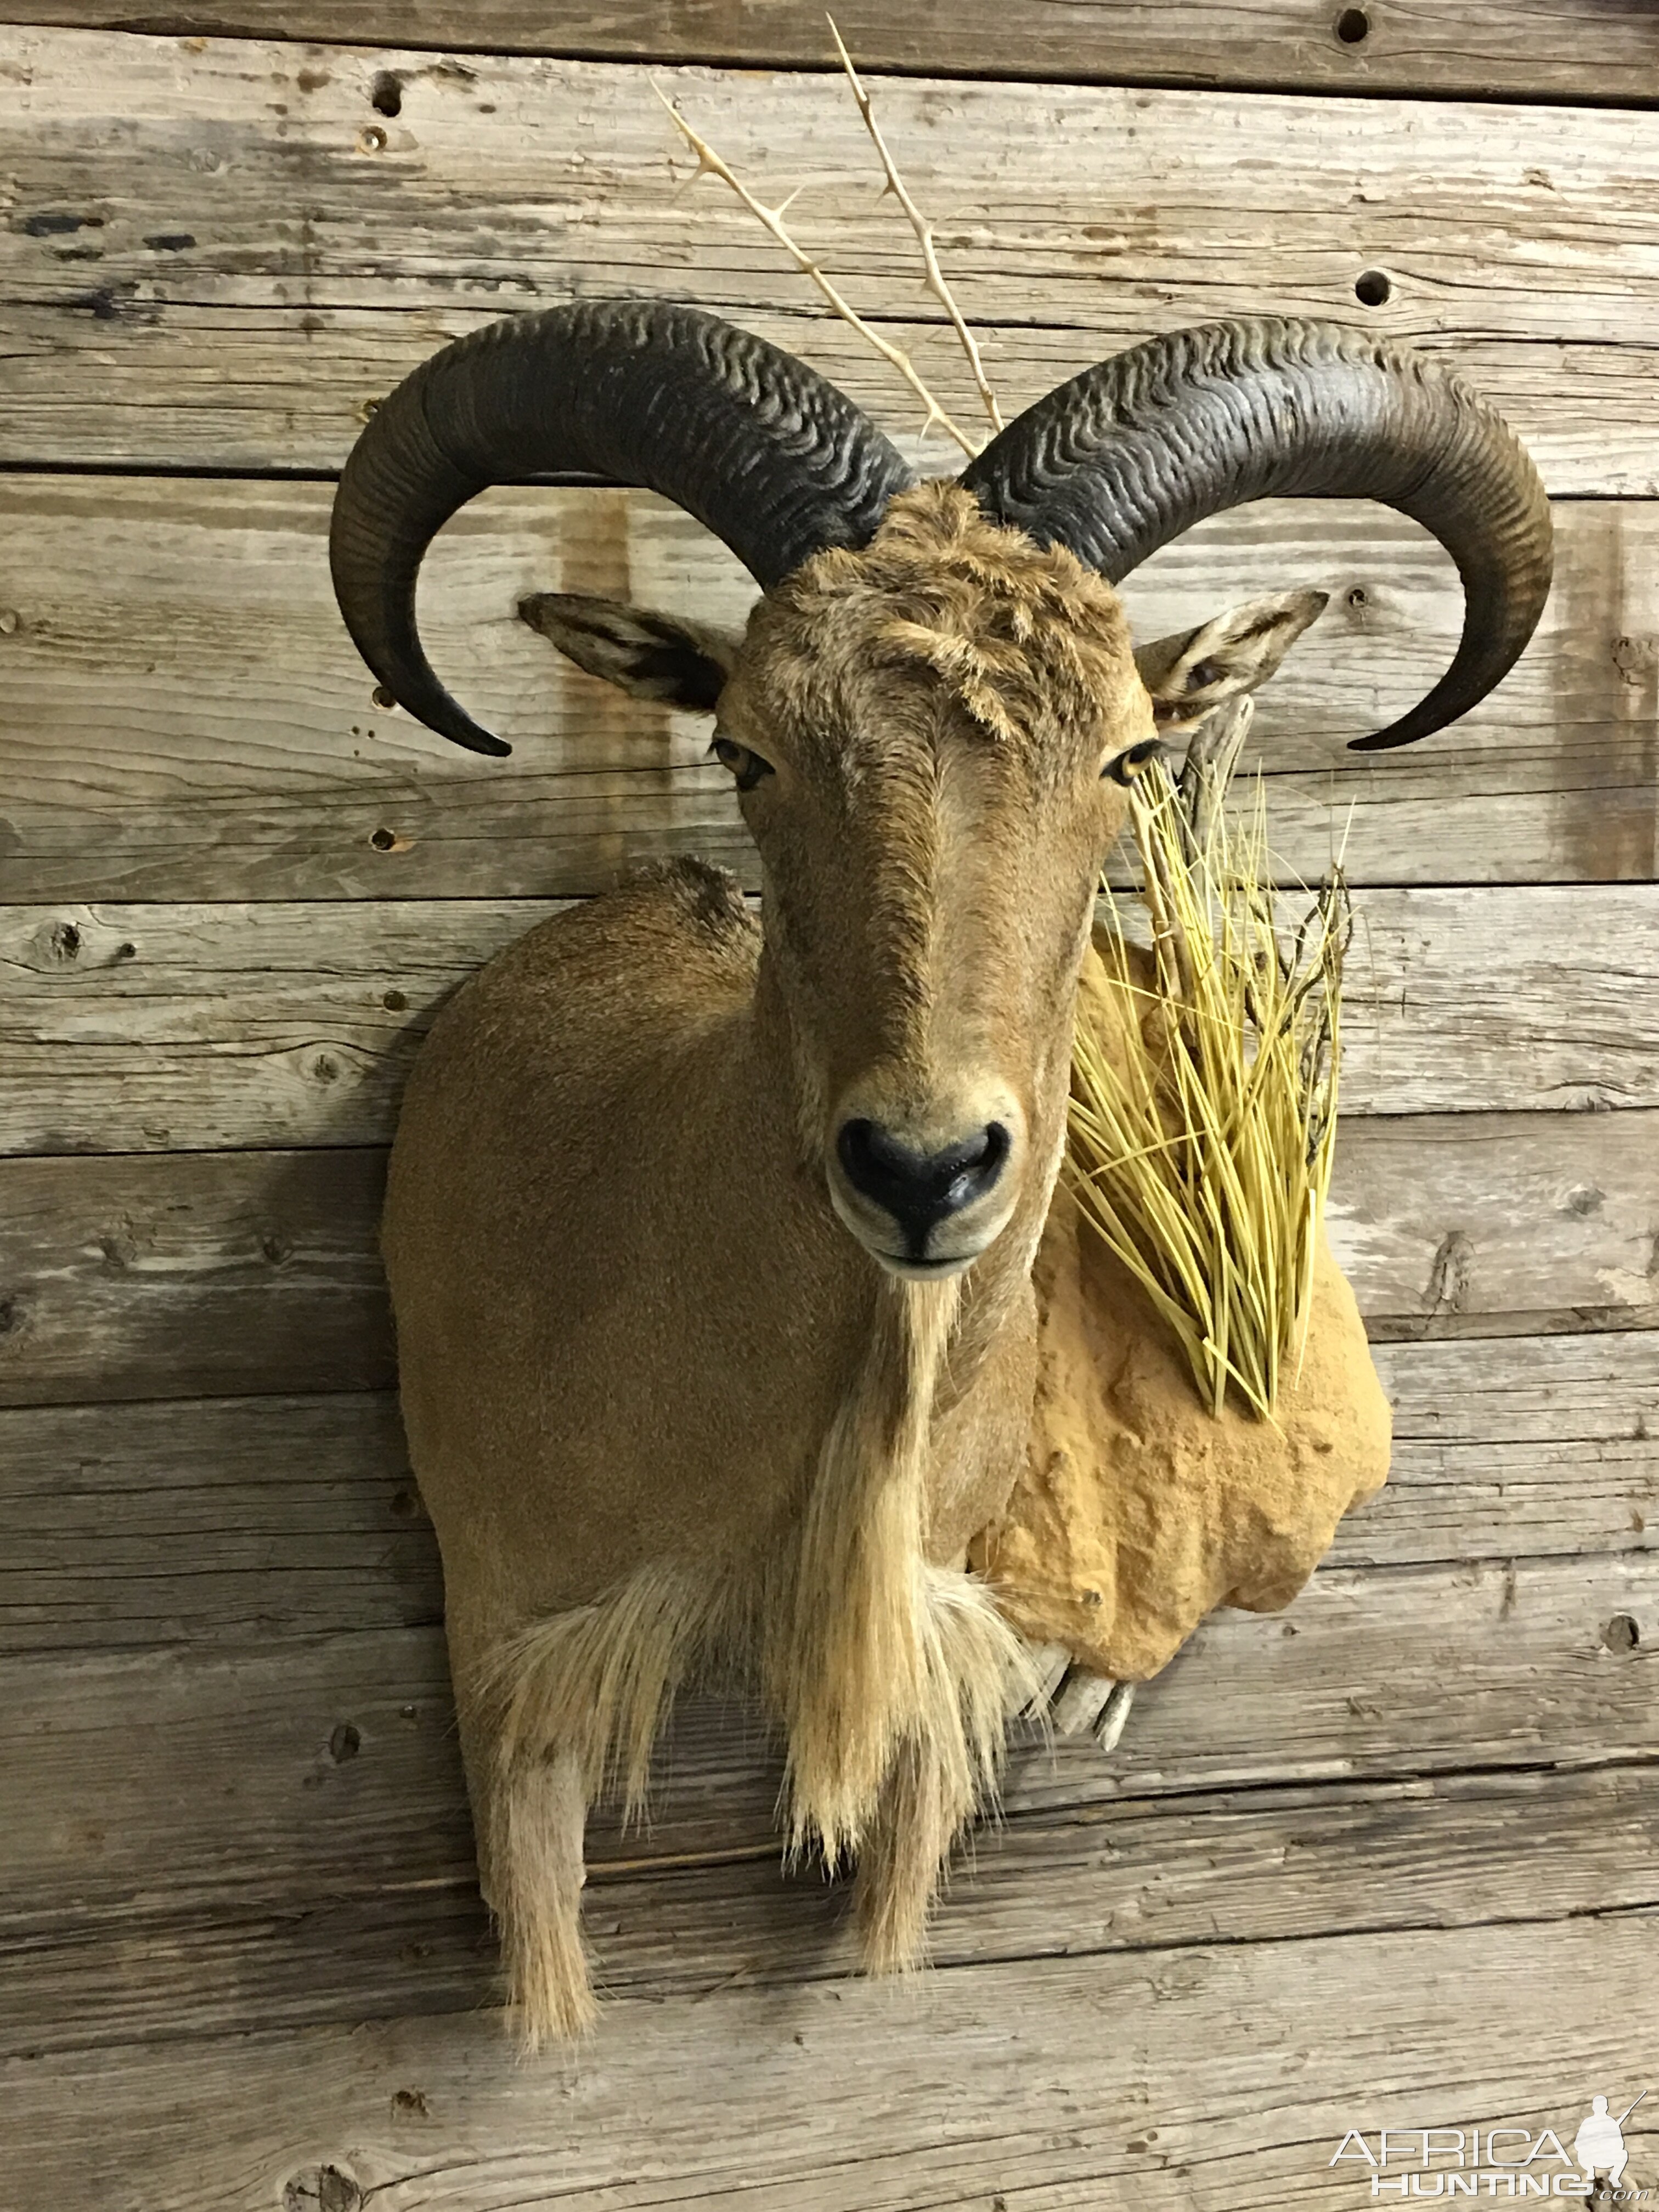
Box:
960, 318, 1553, 751
330, 300, 916, 755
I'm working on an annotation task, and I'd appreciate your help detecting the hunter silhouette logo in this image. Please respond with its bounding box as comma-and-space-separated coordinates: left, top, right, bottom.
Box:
1329, 2091, 1651, 2197
1576, 2096, 1647, 2194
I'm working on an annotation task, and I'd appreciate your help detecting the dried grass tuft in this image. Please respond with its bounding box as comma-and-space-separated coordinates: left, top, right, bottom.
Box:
1067, 698, 1352, 1423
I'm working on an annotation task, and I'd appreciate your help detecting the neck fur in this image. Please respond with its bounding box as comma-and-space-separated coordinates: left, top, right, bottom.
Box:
766, 1271, 1035, 1871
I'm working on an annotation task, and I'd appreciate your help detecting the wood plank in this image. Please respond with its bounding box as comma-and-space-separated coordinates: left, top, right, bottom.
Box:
1351, 1333, 1659, 1568
2, 1551, 1654, 2061
2, 1115, 1655, 1407
5, 1550, 1654, 1922
2, 1, 1655, 105
0, 1392, 442, 1649
1, 35, 1657, 486
4, 1336, 1652, 1652
8, 296, 1655, 489
1, 478, 1654, 904
0, 1146, 392, 1405
7, 1916, 1657, 2208
7, 884, 1659, 1154
3, 1762, 1654, 2057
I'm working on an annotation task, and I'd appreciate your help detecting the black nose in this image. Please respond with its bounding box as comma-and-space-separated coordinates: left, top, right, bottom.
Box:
836, 1119, 1011, 1258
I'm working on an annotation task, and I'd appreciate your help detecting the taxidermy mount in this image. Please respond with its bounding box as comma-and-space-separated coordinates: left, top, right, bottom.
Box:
330, 55, 1551, 2038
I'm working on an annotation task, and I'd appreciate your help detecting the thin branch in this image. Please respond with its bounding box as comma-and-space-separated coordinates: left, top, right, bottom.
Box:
653, 82, 979, 458
826, 14, 1004, 436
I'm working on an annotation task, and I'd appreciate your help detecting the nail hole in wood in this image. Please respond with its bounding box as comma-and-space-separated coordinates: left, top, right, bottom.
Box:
370, 72, 403, 118
1347, 586, 1368, 610
329, 1721, 361, 1762
1603, 1613, 1640, 1652
371, 684, 398, 710
370, 827, 397, 851
1355, 269, 1391, 307
382, 987, 408, 1011
1335, 6, 1370, 42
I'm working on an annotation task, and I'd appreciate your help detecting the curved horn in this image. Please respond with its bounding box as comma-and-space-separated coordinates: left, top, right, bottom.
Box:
959, 318, 1552, 751
330, 300, 916, 755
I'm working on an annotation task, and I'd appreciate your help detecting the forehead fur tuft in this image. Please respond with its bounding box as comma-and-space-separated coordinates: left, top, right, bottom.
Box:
775, 481, 1135, 746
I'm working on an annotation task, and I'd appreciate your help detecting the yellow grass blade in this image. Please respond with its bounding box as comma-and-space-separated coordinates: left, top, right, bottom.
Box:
1065, 727, 1350, 1422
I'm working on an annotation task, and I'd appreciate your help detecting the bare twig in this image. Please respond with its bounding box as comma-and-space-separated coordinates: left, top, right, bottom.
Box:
654, 82, 979, 456
826, 15, 1004, 436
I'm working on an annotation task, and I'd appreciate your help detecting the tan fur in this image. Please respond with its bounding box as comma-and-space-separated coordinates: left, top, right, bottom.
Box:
384, 483, 1331, 2042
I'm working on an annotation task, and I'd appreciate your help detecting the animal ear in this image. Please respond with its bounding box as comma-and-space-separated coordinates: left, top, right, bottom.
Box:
517, 592, 744, 712
1134, 588, 1329, 732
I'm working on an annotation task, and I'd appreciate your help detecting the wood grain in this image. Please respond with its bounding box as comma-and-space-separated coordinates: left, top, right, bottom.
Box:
6, 884, 1659, 1153
0, 1146, 392, 1405
4, 1763, 1655, 2058
3, 1549, 1653, 1933
2, 478, 1654, 904
0, 1391, 441, 1648
7, 1909, 1657, 2208
5, 1335, 1652, 1651
0, 1116, 1655, 1406
0, 12, 1653, 2190
2, 1, 1655, 103
1, 34, 1657, 485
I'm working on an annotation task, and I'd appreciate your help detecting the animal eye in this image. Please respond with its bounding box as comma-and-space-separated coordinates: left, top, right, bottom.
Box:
1104, 737, 1166, 786
710, 735, 775, 792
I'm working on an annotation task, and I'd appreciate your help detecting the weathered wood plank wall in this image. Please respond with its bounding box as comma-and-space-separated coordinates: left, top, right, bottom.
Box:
1, 0, 1655, 99
1, 6, 1656, 2207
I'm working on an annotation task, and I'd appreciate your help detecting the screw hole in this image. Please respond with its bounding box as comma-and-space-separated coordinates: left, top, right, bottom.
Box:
370, 71, 403, 117
1603, 1613, 1640, 1652
1347, 585, 1369, 610
382, 987, 408, 1011
329, 1720, 362, 1762
1335, 5, 1370, 41
356, 123, 387, 155
1354, 268, 1392, 308
371, 684, 398, 710
370, 827, 396, 851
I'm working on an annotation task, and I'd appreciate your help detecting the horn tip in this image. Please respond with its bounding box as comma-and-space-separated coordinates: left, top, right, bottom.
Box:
1347, 724, 1423, 753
